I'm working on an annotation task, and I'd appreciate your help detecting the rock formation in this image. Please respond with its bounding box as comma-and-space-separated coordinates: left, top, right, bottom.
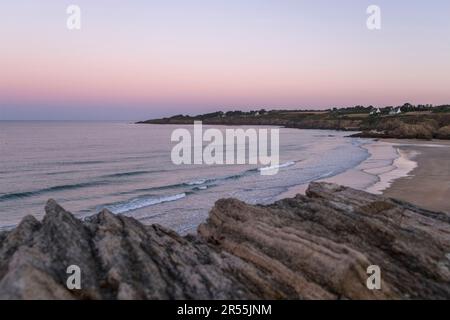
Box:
138, 111, 450, 140
0, 183, 449, 299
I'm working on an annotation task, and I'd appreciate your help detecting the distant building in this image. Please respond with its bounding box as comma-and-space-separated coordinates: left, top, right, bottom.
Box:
389, 107, 402, 115
370, 108, 381, 115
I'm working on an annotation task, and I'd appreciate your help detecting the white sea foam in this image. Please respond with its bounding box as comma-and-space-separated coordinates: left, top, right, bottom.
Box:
258, 161, 295, 172
185, 179, 207, 186
107, 193, 186, 214
0, 123, 374, 229
365, 147, 419, 194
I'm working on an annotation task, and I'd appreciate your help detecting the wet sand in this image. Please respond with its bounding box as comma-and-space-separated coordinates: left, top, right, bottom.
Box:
280, 139, 418, 198
280, 139, 450, 214
382, 139, 450, 213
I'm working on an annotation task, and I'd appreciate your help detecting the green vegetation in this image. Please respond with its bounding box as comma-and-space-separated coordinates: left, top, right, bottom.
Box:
138, 103, 450, 140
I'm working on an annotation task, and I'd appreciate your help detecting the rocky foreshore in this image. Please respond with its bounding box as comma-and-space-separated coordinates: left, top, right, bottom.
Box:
0, 182, 449, 300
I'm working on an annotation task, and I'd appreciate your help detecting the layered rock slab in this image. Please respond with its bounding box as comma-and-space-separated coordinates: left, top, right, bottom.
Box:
0, 183, 449, 299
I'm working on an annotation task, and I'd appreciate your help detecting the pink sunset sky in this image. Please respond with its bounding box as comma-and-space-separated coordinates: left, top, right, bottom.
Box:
1, 0, 450, 120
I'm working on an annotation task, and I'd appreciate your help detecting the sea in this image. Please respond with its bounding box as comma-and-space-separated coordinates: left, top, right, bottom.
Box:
0, 121, 373, 233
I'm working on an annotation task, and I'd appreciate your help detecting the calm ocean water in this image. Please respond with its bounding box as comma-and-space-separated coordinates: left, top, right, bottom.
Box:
0, 121, 370, 233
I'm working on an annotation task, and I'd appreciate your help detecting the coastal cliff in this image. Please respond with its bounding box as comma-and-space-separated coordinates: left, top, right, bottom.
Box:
137, 109, 450, 140
0, 182, 449, 299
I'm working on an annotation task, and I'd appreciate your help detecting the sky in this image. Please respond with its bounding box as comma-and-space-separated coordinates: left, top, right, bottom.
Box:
1, 0, 450, 120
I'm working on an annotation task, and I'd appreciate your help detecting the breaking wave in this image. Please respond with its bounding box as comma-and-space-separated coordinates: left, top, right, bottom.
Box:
105, 193, 187, 214
258, 161, 296, 172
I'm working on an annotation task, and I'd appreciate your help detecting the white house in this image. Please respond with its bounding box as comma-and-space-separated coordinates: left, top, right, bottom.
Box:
370, 108, 381, 115
389, 107, 402, 115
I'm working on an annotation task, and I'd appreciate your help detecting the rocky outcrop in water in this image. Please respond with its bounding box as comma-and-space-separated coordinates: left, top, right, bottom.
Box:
0, 183, 449, 299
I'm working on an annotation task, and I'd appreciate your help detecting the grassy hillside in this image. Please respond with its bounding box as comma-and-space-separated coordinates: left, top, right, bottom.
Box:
138, 105, 450, 140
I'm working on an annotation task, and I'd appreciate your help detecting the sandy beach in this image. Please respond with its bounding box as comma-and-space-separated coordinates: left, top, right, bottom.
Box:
280, 138, 450, 214
382, 139, 450, 213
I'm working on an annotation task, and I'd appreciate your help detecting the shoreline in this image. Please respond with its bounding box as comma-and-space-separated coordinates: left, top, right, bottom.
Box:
382, 139, 450, 213
138, 122, 449, 214
280, 138, 450, 214
279, 139, 407, 198
138, 108, 450, 141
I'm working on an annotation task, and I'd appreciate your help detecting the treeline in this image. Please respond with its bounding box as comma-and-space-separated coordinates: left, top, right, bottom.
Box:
328, 103, 450, 114
170, 103, 450, 119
